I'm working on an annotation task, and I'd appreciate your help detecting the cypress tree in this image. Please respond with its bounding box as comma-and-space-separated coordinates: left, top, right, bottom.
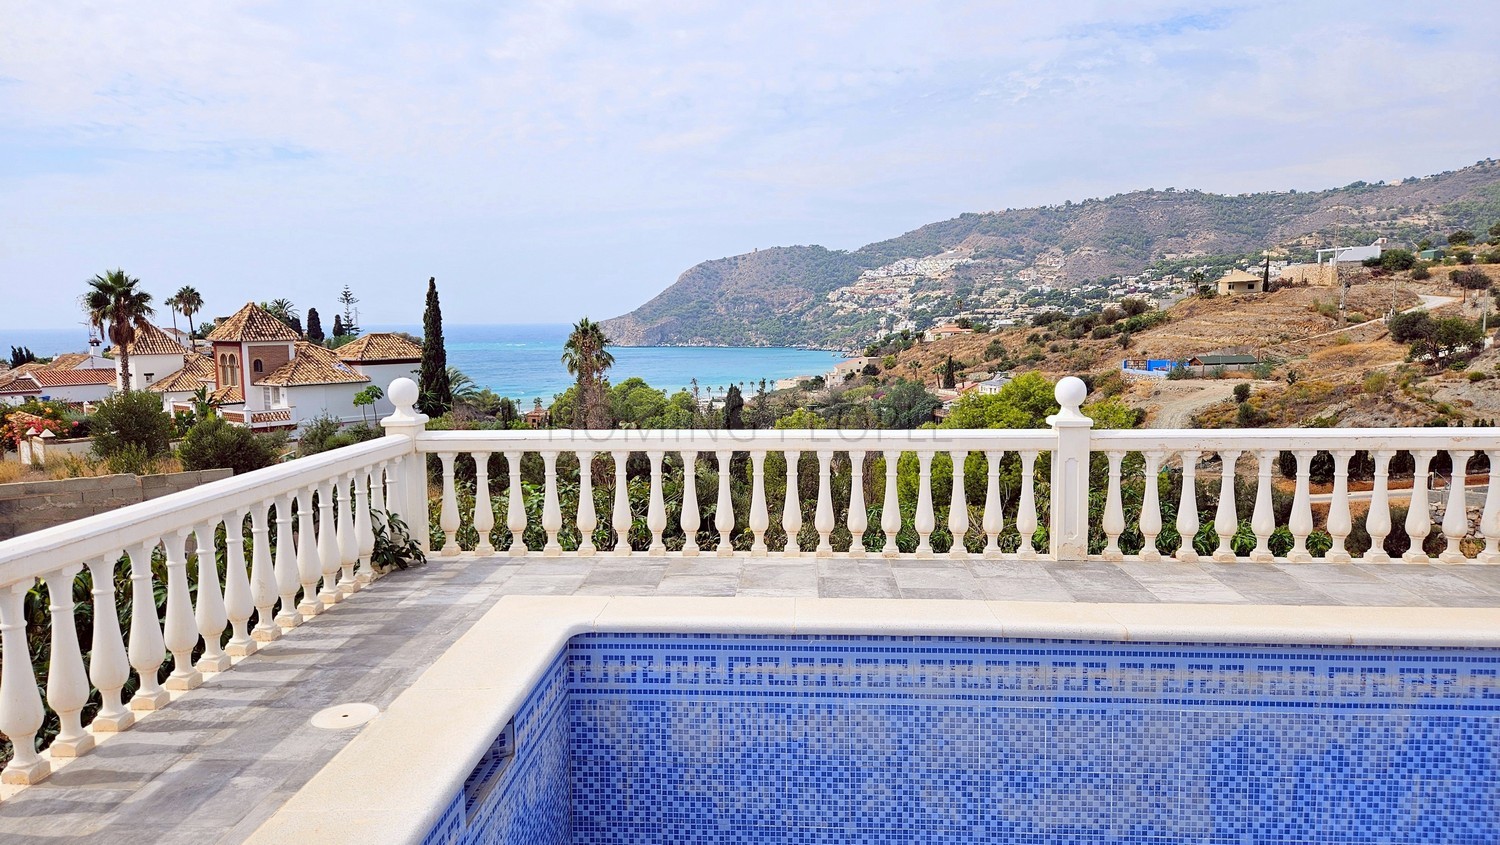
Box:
306, 308, 325, 342
332, 314, 345, 337
724, 385, 744, 429
419, 277, 453, 416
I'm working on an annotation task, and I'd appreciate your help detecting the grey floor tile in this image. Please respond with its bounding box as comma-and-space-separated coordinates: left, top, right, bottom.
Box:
819, 577, 901, 598
901, 586, 986, 600
655, 575, 741, 596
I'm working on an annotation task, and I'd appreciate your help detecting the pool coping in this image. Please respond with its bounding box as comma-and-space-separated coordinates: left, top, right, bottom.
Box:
251, 597, 1500, 844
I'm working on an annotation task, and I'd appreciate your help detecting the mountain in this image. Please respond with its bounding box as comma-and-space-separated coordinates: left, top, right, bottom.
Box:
603, 159, 1500, 349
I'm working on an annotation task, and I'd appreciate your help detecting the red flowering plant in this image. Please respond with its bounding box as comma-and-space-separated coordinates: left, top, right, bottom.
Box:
0, 399, 75, 452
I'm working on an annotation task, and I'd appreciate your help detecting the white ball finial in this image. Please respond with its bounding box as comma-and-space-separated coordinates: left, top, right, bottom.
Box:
1055, 376, 1087, 412
383, 377, 422, 424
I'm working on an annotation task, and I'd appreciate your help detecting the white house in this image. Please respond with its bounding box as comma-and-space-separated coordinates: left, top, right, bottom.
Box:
333, 333, 423, 418
1316, 238, 1386, 266
1216, 269, 1264, 295
975, 375, 1012, 395
117, 323, 193, 391
0, 352, 118, 406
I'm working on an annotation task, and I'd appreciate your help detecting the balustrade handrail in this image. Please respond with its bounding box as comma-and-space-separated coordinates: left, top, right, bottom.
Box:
1092, 428, 1500, 451
416, 427, 1058, 452
0, 435, 413, 590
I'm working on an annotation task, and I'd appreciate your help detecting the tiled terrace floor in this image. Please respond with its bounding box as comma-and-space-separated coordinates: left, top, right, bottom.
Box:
4, 554, 1500, 843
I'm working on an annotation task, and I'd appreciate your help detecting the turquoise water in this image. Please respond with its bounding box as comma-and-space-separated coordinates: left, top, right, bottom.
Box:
0, 324, 844, 404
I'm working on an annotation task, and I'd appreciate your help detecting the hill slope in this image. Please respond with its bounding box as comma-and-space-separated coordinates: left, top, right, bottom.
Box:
603, 159, 1500, 348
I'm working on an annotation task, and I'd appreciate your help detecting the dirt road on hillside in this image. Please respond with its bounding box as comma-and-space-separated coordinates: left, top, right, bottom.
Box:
1143, 380, 1278, 429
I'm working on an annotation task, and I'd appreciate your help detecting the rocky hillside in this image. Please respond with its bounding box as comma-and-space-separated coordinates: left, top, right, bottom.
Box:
604, 158, 1500, 348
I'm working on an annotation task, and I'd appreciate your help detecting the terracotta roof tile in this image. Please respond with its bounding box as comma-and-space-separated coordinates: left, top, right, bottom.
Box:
0, 362, 46, 390
256, 342, 369, 386
147, 353, 216, 393
47, 353, 92, 370
125, 323, 190, 356
28, 369, 117, 387
206, 303, 302, 343
335, 333, 423, 362
210, 385, 244, 405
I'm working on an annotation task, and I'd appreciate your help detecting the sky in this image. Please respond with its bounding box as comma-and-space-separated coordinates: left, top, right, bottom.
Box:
3, 1, 1498, 331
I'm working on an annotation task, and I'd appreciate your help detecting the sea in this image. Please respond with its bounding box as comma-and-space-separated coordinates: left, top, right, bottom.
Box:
0, 323, 845, 404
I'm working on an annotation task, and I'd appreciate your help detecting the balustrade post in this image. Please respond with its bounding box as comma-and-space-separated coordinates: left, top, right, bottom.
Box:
982, 450, 1004, 558
0, 581, 48, 784
1363, 450, 1394, 563
295, 487, 324, 618
1102, 450, 1126, 560
540, 451, 561, 555
612, 450, 633, 556
355, 465, 378, 582
1440, 449, 1474, 563
336, 473, 359, 590
1047, 377, 1094, 560
577, 451, 598, 555
1287, 450, 1316, 563
378, 378, 430, 553
127, 541, 170, 710
86, 553, 133, 731
847, 451, 868, 555
783, 450, 803, 555
881, 450, 901, 557
1404, 450, 1436, 563
250, 501, 281, 641
749, 450, 769, 555
1175, 451, 1201, 562
1213, 450, 1242, 563
815, 450, 835, 556
1250, 450, 1276, 563
316, 481, 343, 606
192, 521, 231, 673
647, 450, 667, 554
223, 508, 257, 656
947, 450, 969, 558
1326, 450, 1355, 564
437, 452, 460, 555
714, 450, 735, 555
505, 450, 528, 555
43, 565, 93, 757
1017, 451, 1039, 559
162, 529, 203, 691
472, 454, 496, 556
680, 450, 701, 556
1481, 449, 1500, 564
274, 494, 303, 628
914, 451, 935, 557
1139, 451, 1164, 562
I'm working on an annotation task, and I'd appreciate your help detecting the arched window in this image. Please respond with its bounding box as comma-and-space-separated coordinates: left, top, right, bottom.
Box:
218, 354, 231, 386
227, 354, 240, 387
253, 359, 263, 374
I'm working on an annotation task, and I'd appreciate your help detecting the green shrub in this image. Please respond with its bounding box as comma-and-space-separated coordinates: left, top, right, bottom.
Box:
297, 414, 344, 456
178, 416, 283, 474
1468, 371, 1488, 382
90, 390, 174, 462
1232, 383, 1251, 403
1411, 264, 1431, 280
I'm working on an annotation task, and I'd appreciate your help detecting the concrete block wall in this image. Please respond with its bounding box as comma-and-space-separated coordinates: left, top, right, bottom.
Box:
0, 469, 234, 540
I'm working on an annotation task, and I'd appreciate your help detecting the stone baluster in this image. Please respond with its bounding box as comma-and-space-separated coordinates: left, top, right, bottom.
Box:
0, 581, 48, 784
714, 450, 734, 555
86, 554, 133, 732
679, 450, 700, 556
316, 481, 342, 606
295, 487, 323, 618
1175, 451, 1201, 562
1480, 449, 1500, 564
1440, 449, 1473, 563
1212, 450, 1242, 562
336, 474, 359, 589
505, 451, 528, 555
1287, 450, 1316, 563
437, 452, 460, 555
981, 450, 1004, 557
914, 451, 935, 557
1016, 451, 1039, 559
1326, 450, 1355, 564
355, 466, 378, 582
881, 450, 901, 557
43, 565, 93, 757
576, 451, 597, 555
250, 501, 280, 642
749, 450, 769, 555
611, 450, 632, 556
192, 521, 230, 673
474, 453, 498, 558
1404, 450, 1436, 562
1249, 450, 1276, 562
948, 450, 969, 558
274, 494, 303, 628
223, 508, 256, 656
1139, 451, 1164, 562
539, 451, 559, 555
127, 541, 170, 710
1362, 450, 1394, 563
783, 450, 802, 555
815, 450, 835, 556
847, 451, 868, 555
646, 451, 667, 554
1102, 450, 1126, 560
162, 530, 202, 691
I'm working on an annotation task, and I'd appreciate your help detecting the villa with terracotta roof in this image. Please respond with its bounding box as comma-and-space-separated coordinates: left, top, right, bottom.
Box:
0, 351, 118, 406
117, 322, 194, 390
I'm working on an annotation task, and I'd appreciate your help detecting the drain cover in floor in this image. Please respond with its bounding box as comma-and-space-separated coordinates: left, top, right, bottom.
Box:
311, 702, 380, 730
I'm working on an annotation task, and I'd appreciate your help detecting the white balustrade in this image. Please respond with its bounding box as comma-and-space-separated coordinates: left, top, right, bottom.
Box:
881, 449, 901, 557
612, 450, 632, 556
1326, 451, 1354, 564
506, 451, 527, 555
783, 450, 802, 555
680, 451, 700, 556
1441, 450, 1472, 564
336, 474, 359, 591
273, 494, 301, 629
947, 450, 969, 559
192, 521, 230, 673
1249, 450, 1275, 563
86, 554, 133, 731
224, 508, 255, 656
1213, 450, 1241, 563
1139, 451, 1163, 562
847, 451, 868, 554
250, 502, 280, 641
0, 581, 47, 784
647, 451, 667, 554
1405, 450, 1436, 563
576, 452, 597, 555
715, 450, 734, 555
43, 565, 92, 757
1364, 450, 1394, 563
982, 450, 1004, 557
539, 452, 559, 555
815, 450, 835, 556
913, 451, 934, 557
1102, 450, 1125, 561
295, 488, 323, 618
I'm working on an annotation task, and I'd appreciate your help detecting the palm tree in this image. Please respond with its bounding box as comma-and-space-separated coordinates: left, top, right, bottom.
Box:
174, 286, 204, 338
164, 292, 181, 334
446, 366, 481, 405
261, 299, 300, 332
83, 269, 154, 389
561, 318, 615, 429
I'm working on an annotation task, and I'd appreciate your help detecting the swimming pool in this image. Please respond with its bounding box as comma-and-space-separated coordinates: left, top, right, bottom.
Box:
425, 632, 1499, 845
